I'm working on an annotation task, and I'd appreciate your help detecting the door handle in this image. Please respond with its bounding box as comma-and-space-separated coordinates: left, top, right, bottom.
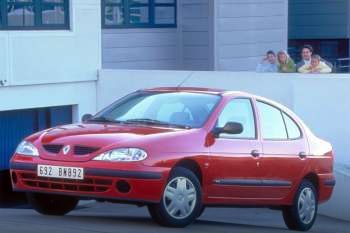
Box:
251, 150, 260, 157
299, 152, 307, 159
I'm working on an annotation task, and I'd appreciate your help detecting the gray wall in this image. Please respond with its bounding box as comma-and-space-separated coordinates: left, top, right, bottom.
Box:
289, 0, 349, 39
102, 0, 212, 71
101, 0, 288, 71
180, 0, 213, 70
214, 0, 288, 71
102, 28, 180, 70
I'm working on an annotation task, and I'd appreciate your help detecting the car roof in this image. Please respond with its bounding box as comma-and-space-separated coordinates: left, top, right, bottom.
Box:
143, 86, 294, 114
143, 86, 253, 97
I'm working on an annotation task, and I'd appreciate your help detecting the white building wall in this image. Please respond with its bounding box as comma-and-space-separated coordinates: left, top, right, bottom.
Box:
97, 69, 350, 221
289, 0, 349, 39
214, 0, 288, 71
0, 0, 101, 118
0, 81, 97, 122
0, 0, 101, 86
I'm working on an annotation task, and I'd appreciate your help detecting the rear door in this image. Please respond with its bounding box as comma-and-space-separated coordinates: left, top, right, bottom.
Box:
256, 100, 308, 199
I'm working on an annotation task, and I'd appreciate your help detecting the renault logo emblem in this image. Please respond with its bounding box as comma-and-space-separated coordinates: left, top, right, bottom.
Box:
62, 145, 71, 155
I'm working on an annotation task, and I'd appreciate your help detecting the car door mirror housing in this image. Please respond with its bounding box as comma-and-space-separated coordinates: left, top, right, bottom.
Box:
213, 122, 243, 137
82, 114, 93, 122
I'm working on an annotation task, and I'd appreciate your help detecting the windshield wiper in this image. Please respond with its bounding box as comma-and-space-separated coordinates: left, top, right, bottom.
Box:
124, 118, 191, 129
87, 116, 121, 123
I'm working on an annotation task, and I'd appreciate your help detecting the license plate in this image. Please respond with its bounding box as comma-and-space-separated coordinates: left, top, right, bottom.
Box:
37, 165, 84, 180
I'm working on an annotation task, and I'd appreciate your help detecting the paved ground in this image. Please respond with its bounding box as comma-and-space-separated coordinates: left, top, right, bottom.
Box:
0, 202, 349, 233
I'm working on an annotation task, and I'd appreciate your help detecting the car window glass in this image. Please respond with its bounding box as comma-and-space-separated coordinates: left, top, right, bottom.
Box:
283, 112, 301, 139
156, 102, 194, 122
217, 99, 255, 139
99, 92, 221, 128
257, 101, 287, 140
113, 95, 154, 120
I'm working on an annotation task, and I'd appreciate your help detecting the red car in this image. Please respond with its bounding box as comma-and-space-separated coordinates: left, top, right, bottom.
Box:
10, 87, 334, 231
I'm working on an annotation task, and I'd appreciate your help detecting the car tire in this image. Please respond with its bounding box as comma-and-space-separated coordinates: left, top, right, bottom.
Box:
282, 180, 318, 231
197, 206, 205, 218
27, 193, 78, 216
148, 167, 202, 227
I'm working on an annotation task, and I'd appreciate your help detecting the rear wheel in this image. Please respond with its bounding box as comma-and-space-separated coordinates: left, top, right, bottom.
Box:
282, 180, 318, 231
27, 193, 78, 216
148, 167, 202, 227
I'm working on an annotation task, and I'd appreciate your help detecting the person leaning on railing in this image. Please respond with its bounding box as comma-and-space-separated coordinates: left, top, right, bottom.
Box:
298, 54, 332, 74
277, 50, 296, 73
296, 44, 333, 72
256, 50, 278, 73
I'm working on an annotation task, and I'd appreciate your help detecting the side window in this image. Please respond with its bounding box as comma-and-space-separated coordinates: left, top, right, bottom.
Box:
217, 99, 256, 139
257, 101, 287, 140
282, 112, 302, 139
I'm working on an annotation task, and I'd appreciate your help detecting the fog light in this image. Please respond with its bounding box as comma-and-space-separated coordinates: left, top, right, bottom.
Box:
116, 180, 131, 193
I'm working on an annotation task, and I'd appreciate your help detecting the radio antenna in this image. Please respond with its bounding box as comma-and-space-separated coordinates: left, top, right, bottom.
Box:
177, 71, 194, 89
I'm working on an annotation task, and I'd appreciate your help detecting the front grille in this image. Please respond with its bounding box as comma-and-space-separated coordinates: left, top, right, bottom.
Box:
74, 146, 100, 155
42, 144, 100, 155
43, 144, 63, 154
19, 172, 112, 193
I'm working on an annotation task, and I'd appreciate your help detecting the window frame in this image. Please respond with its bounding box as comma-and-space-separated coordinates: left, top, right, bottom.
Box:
102, 0, 177, 29
256, 100, 303, 141
0, 0, 70, 30
281, 111, 303, 140
214, 97, 258, 140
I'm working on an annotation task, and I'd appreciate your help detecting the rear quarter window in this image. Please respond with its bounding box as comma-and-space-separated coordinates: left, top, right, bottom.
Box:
282, 112, 302, 139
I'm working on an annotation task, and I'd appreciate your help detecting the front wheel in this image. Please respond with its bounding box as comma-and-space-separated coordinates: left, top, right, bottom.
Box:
148, 167, 202, 227
282, 180, 318, 231
27, 193, 78, 216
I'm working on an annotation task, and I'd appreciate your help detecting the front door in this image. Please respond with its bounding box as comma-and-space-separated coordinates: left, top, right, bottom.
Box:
207, 98, 262, 202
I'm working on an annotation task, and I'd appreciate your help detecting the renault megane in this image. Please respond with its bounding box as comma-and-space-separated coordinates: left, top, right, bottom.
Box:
10, 87, 335, 231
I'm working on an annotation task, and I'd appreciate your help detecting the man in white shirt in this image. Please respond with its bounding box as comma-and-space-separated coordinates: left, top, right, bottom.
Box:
296, 45, 333, 72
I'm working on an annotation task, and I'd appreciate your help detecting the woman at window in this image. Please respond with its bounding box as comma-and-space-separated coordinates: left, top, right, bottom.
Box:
277, 50, 296, 73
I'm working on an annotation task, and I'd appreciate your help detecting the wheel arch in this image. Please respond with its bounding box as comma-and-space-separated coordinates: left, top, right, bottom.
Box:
302, 172, 320, 195
172, 159, 203, 186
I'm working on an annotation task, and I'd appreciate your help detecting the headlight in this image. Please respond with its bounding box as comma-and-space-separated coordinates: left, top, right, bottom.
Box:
93, 148, 147, 162
15, 141, 39, 157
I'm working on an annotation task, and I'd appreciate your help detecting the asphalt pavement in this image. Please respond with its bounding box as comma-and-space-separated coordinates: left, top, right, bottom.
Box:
0, 202, 349, 233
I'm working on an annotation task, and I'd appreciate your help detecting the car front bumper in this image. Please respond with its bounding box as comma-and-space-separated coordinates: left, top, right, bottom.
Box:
10, 155, 170, 204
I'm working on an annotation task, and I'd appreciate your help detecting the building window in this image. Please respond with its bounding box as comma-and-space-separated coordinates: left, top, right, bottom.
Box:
102, 0, 177, 28
0, 0, 70, 30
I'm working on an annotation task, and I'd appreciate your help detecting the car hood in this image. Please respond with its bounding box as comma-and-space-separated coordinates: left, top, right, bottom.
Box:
32, 123, 182, 162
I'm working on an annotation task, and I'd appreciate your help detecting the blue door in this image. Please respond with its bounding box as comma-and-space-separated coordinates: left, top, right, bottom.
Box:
0, 106, 72, 171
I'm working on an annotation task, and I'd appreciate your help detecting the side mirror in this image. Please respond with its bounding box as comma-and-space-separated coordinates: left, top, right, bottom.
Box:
82, 114, 93, 122
213, 122, 243, 137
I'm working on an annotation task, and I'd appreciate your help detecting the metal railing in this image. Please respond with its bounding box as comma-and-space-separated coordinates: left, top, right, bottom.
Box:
335, 58, 350, 73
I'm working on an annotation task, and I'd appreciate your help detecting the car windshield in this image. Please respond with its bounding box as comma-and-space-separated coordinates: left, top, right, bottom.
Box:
90, 91, 221, 129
